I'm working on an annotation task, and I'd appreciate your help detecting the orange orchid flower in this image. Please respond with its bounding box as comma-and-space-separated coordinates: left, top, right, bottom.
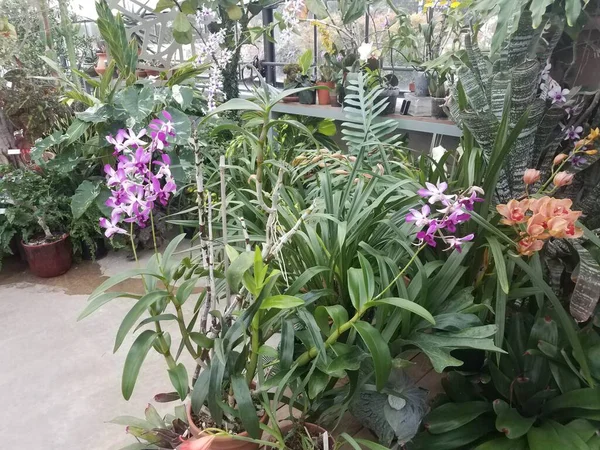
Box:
496, 199, 530, 225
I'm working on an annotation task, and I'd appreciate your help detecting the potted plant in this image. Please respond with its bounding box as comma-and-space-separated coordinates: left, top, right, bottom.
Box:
295, 50, 316, 105
283, 63, 301, 102
95, 43, 108, 76
356, 43, 399, 115
0, 167, 72, 277
317, 62, 335, 105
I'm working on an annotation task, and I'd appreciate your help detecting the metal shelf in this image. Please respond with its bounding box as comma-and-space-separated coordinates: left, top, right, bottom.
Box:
271, 102, 462, 137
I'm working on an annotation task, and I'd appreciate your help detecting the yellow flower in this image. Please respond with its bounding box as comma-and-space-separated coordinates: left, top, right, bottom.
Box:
424, 1, 434, 8
450, 1, 461, 7
587, 127, 600, 140
585, 149, 598, 155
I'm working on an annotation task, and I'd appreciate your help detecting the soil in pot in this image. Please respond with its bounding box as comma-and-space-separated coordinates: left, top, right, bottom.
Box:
21, 232, 72, 278
275, 422, 334, 450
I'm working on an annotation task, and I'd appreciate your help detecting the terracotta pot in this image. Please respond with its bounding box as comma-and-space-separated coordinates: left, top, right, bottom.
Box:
147, 69, 161, 77
271, 422, 334, 449
21, 233, 72, 278
316, 81, 334, 105
282, 95, 299, 103
95, 52, 107, 76
136, 69, 148, 78
185, 403, 268, 450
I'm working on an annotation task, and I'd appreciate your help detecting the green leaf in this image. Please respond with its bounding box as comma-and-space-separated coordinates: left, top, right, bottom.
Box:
348, 267, 368, 311
134, 313, 178, 331
78, 292, 140, 321
117, 86, 155, 123
231, 375, 260, 439
326, 348, 368, 374
191, 368, 210, 414
71, 180, 100, 220
494, 400, 535, 439
122, 330, 158, 400
173, 12, 192, 44
566, 0, 582, 26
114, 291, 168, 352
542, 388, 600, 414
76, 103, 112, 123
317, 119, 336, 136
474, 437, 527, 450
486, 236, 509, 294
305, 0, 328, 18
226, 251, 254, 294
285, 266, 329, 296
89, 268, 162, 302
180, 0, 197, 14
366, 297, 435, 325
315, 305, 348, 335
412, 417, 495, 450
168, 363, 189, 401
527, 420, 590, 450
280, 319, 295, 371
308, 369, 329, 399
172, 85, 194, 109
164, 107, 191, 145
297, 308, 327, 364
424, 401, 492, 434
511, 255, 593, 386
203, 98, 263, 120
260, 295, 304, 310
189, 332, 214, 349
155, 0, 176, 12
298, 49, 313, 75
161, 233, 186, 276
65, 119, 90, 144
353, 321, 391, 391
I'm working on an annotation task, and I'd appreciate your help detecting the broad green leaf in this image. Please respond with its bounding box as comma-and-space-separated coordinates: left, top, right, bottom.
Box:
353, 321, 391, 391
260, 295, 304, 310
285, 266, 329, 295
231, 375, 260, 439
204, 98, 263, 120
65, 119, 90, 144
71, 180, 100, 220
348, 267, 368, 311
164, 107, 191, 145
173, 12, 192, 44
134, 314, 178, 331
114, 291, 168, 352
280, 319, 294, 371
175, 278, 197, 306
542, 388, 600, 414
411, 417, 495, 450
189, 332, 214, 349
122, 330, 158, 400
168, 363, 189, 401
226, 251, 254, 294
494, 400, 535, 439
305, 0, 328, 18
155, 0, 175, 12
308, 369, 329, 399
424, 401, 492, 434
315, 305, 348, 335
117, 86, 155, 123
297, 308, 327, 364
366, 297, 435, 325
326, 348, 367, 374
474, 437, 527, 450
109, 415, 152, 429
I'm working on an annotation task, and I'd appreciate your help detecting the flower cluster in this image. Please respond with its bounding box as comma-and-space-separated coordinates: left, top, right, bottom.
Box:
540, 62, 570, 105
194, 29, 233, 111
99, 111, 177, 238
279, 0, 304, 44
496, 197, 583, 256
405, 182, 484, 253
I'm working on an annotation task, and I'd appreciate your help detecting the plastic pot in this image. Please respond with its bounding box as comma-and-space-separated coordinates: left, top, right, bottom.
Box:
376, 89, 398, 115
271, 422, 335, 449
282, 95, 299, 103
21, 233, 72, 278
298, 89, 316, 105
186, 403, 268, 450
81, 239, 108, 261
316, 81, 334, 105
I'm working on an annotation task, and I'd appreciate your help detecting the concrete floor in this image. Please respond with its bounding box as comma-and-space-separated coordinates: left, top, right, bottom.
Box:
0, 248, 196, 450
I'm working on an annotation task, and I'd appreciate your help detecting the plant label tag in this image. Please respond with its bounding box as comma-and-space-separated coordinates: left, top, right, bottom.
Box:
7, 149, 20, 155
6, 81, 12, 89
0, 208, 5, 215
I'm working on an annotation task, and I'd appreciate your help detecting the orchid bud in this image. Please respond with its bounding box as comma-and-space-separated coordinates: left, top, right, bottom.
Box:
523, 169, 541, 185
585, 149, 598, 155
553, 171, 574, 187
553, 153, 568, 165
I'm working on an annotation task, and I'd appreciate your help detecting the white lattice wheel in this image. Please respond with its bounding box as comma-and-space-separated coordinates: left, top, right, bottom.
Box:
107, 0, 201, 70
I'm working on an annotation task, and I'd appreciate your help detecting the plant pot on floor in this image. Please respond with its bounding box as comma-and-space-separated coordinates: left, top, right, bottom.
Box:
21, 233, 72, 278
186, 403, 268, 450
316, 81, 334, 105
298, 89, 316, 105
270, 421, 335, 450
81, 239, 108, 261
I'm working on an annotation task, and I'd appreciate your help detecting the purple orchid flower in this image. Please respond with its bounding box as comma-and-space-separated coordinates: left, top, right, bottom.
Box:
99, 214, 128, 238
444, 233, 474, 253
441, 210, 471, 233
416, 222, 438, 247
405, 204, 431, 228
564, 125, 583, 141
122, 128, 147, 149
104, 164, 126, 188
458, 191, 484, 211
417, 181, 455, 205
570, 155, 587, 167
548, 85, 569, 104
